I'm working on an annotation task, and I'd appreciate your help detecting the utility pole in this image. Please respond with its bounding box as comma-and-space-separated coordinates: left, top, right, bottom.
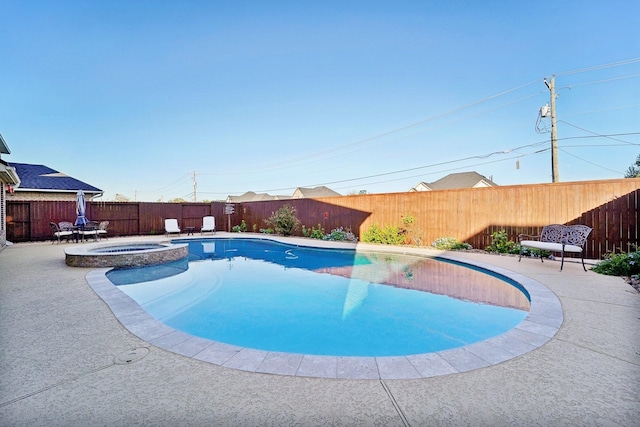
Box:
192, 171, 197, 202
547, 76, 559, 182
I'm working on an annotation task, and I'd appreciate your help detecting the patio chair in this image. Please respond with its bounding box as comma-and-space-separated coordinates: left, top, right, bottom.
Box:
79, 221, 99, 242
58, 221, 75, 231
201, 216, 216, 235
97, 221, 109, 240
50, 222, 73, 244
165, 218, 181, 236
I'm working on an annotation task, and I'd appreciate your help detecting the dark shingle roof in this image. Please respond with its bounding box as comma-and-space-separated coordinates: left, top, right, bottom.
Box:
9, 163, 102, 193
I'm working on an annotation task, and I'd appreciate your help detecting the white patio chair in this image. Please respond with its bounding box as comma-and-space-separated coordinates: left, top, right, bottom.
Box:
201, 216, 216, 235
165, 218, 181, 236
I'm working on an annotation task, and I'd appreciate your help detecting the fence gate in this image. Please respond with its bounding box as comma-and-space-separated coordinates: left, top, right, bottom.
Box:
7, 202, 30, 242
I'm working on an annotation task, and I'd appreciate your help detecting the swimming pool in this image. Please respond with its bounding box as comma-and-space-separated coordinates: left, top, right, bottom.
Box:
107, 238, 530, 357
87, 236, 562, 379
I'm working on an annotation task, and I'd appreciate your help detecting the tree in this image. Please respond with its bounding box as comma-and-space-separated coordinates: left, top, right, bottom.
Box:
113, 193, 130, 202
625, 154, 640, 178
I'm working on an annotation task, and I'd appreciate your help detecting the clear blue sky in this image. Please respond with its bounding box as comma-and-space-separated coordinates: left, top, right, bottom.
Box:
2, 0, 639, 201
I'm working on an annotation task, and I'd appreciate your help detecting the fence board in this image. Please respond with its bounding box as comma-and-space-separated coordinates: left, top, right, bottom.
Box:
6, 179, 640, 259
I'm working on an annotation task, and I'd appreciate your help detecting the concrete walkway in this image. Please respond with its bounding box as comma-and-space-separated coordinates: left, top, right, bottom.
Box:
1, 236, 638, 426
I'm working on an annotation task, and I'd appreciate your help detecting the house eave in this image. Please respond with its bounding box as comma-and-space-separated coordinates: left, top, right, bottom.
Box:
0, 163, 21, 186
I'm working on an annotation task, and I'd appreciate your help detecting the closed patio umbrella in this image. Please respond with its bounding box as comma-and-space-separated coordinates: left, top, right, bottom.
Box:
75, 190, 88, 227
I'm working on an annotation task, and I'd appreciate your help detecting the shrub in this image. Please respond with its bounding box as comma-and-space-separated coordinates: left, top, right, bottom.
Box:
361, 223, 406, 245
323, 227, 357, 242
302, 224, 325, 239
485, 230, 519, 254
232, 220, 248, 233
402, 214, 423, 246
264, 204, 300, 236
259, 228, 273, 234
432, 237, 472, 250
592, 250, 640, 276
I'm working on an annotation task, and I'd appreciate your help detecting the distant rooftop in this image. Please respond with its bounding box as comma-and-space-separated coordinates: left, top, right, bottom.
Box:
412, 172, 498, 191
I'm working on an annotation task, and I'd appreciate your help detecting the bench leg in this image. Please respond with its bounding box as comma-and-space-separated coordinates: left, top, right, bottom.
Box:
560, 249, 565, 271
581, 254, 587, 271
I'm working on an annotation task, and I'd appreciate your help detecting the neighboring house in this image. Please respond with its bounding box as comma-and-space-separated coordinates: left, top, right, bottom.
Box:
7, 163, 102, 201
0, 135, 21, 248
227, 186, 341, 203
291, 186, 341, 199
226, 191, 288, 203
411, 172, 498, 192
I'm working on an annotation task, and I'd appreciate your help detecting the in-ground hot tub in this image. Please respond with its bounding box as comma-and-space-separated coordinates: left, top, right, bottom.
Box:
65, 241, 188, 268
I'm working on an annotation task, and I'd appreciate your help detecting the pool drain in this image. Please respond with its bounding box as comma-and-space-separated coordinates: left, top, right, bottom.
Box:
114, 347, 149, 365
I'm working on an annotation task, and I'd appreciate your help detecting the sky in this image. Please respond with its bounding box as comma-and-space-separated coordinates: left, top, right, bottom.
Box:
1, 1, 639, 202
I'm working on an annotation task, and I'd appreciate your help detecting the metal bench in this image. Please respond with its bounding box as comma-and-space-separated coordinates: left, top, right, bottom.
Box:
518, 224, 592, 271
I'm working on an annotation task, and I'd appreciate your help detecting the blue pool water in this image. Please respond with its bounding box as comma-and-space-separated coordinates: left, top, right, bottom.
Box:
107, 238, 530, 357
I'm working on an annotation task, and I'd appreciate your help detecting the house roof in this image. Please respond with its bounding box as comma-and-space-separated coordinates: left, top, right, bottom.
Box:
0, 133, 10, 155
293, 186, 341, 198
8, 163, 102, 194
417, 172, 498, 191
226, 191, 286, 203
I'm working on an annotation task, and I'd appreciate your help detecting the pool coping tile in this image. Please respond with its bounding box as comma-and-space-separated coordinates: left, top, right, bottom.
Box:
85, 241, 562, 380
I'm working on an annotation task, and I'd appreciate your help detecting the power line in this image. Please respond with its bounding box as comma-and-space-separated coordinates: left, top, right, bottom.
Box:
557, 122, 640, 145
558, 148, 625, 176
332, 149, 551, 191
560, 73, 640, 90
201, 79, 542, 176
555, 57, 640, 77
199, 59, 639, 178
249, 142, 553, 193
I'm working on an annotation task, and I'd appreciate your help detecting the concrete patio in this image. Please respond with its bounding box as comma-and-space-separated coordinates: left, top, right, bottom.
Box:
1, 235, 638, 426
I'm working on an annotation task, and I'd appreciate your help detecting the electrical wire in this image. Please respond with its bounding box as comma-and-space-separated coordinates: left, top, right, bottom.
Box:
199, 79, 543, 176
558, 148, 625, 176
558, 122, 640, 145
559, 73, 640, 90
331, 149, 551, 191
249, 143, 552, 193
554, 58, 640, 77
198, 59, 639, 178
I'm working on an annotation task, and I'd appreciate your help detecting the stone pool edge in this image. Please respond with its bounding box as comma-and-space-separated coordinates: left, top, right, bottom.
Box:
84, 240, 562, 380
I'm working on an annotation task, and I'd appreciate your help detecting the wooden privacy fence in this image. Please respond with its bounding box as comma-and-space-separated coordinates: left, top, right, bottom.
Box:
6, 178, 640, 260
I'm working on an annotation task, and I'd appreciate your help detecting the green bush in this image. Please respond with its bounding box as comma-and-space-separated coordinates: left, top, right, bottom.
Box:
485, 230, 519, 254
432, 237, 472, 250
323, 227, 357, 242
232, 220, 248, 233
592, 251, 640, 276
361, 223, 406, 245
264, 204, 300, 236
302, 224, 325, 239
